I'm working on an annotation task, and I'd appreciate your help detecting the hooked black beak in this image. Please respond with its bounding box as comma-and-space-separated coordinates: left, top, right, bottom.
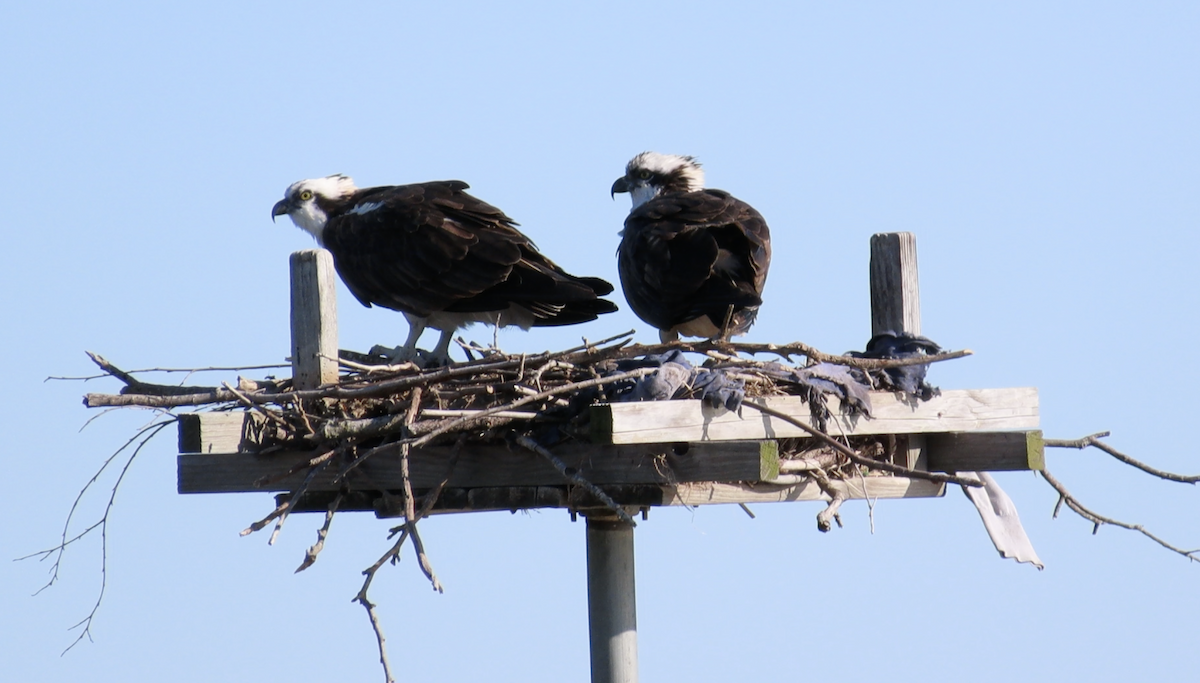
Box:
610, 176, 630, 198
271, 198, 290, 223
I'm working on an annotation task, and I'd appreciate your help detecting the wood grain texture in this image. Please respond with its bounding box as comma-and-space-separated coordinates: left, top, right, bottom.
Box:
177, 439, 778, 494
290, 249, 339, 390
870, 232, 921, 336
178, 412, 267, 453
279, 475, 946, 516
592, 388, 1039, 444
663, 477, 945, 505
927, 430, 1045, 471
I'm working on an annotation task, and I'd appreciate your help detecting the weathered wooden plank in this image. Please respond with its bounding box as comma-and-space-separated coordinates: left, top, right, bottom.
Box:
177, 440, 778, 494
178, 412, 275, 454
592, 388, 1039, 445
870, 232, 921, 336
663, 477, 944, 505
290, 249, 339, 390
281, 475, 945, 515
927, 430, 1044, 472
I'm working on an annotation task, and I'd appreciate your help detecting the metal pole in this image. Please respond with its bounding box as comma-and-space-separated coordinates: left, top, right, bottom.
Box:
585, 512, 638, 683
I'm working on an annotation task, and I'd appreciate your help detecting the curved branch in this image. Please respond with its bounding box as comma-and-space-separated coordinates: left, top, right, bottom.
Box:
1039, 468, 1199, 563
1045, 432, 1200, 484
738, 401, 983, 488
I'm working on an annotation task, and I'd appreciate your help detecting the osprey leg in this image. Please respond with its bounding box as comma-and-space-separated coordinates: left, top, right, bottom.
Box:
428, 328, 456, 366
386, 316, 427, 362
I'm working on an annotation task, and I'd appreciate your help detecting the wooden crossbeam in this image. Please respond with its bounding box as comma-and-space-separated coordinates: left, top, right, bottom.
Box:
591, 388, 1039, 445
177, 438, 779, 494
278, 475, 947, 517
927, 430, 1044, 471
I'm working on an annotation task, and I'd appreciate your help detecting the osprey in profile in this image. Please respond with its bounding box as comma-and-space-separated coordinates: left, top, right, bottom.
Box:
612, 153, 771, 342
272, 175, 617, 364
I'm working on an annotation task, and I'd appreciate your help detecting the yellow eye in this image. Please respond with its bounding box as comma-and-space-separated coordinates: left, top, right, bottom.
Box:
637, 170, 651, 180
299, 190, 314, 201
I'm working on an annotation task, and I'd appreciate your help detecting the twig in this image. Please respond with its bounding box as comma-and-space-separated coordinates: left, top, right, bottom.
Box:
1039, 468, 1199, 563
397, 388, 443, 592
84, 388, 239, 408
79, 333, 960, 410
84, 351, 223, 396
857, 465, 876, 534
50, 362, 289, 381
267, 464, 328, 545
415, 437, 466, 521
16, 420, 173, 654
559, 338, 971, 370
1045, 432, 1200, 484
420, 409, 539, 419
295, 490, 343, 573
253, 447, 339, 488
407, 368, 655, 450
355, 529, 409, 683
18, 420, 174, 590
326, 353, 418, 374
221, 381, 293, 434
738, 401, 982, 487
810, 470, 847, 532
240, 500, 290, 537
515, 435, 636, 526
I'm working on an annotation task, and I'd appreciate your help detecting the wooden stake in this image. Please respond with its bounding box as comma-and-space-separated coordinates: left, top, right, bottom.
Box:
290, 250, 339, 390
870, 232, 921, 336
870, 232, 928, 470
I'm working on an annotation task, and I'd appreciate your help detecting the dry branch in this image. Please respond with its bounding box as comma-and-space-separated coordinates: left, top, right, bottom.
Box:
739, 402, 983, 488
1039, 467, 1198, 563
18, 419, 174, 654
515, 435, 637, 526
1045, 432, 1200, 484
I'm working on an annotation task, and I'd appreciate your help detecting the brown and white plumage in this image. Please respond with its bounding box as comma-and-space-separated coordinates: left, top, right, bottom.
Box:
272, 174, 617, 364
611, 153, 771, 342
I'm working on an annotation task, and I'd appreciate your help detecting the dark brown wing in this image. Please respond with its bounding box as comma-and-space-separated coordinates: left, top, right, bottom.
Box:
323, 181, 616, 324
618, 189, 771, 334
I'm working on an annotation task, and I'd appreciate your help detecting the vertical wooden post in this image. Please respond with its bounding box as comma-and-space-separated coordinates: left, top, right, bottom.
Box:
290, 249, 339, 390
870, 233, 926, 469
586, 512, 638, 683
869, 232, 921, 336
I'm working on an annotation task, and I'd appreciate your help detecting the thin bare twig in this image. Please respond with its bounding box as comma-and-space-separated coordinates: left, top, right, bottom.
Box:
1045, 432, 1200, 483
355, 529, 409, 683
221, 381, 292, 434
296, 490, 344, 573
50, 362, 288, 381
1039, 467, 1199, 563
80, 333, 963, 410
397, 389, 444, 592
16, 420, 173, 654
414, 437, 467, 521
515, 435, 637, 526
267, 464, 328, 545
17, 420, 175, 589
738, 401, 982, 487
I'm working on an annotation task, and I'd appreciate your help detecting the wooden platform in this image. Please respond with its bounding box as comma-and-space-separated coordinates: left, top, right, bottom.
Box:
174, 232, 1044, 517
176, 384, 1042, 515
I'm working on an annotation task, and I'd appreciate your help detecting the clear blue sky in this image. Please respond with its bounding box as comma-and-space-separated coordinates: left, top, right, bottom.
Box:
3, 2, 1197, 681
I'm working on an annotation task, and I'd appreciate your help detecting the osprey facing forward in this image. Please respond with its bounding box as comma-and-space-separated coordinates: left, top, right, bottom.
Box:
612, 153, 772, 342
273, 175, 617, 364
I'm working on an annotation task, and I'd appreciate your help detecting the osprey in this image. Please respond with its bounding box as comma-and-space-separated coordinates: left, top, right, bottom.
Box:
611, 153, 771, 342
272, 175, 618, 364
